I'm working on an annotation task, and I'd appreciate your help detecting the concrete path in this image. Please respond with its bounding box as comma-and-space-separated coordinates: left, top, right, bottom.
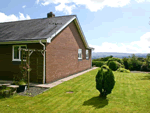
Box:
30, 67, 98, 88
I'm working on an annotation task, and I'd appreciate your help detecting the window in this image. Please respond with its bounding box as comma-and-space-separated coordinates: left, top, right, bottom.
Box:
12, 45, 27, 61
86, 50, 89, 59
78, 49, 82, 59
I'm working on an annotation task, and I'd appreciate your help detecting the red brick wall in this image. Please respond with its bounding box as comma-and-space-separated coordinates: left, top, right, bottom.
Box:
46, 21, 91, 83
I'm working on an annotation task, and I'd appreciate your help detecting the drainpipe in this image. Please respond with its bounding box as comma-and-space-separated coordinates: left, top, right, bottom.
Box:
39, 40, 46, 84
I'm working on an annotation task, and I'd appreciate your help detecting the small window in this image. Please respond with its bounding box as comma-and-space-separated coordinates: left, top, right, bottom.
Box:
14, 46, 19, 59
78, 49, 82, 59
86, 50, 89, 59
12, 45, 27, 61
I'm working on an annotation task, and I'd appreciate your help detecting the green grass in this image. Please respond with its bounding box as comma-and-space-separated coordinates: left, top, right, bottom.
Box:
0, 68, 150, 113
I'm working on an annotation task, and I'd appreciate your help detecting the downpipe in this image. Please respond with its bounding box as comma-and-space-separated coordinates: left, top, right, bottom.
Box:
39, 40, 46, 84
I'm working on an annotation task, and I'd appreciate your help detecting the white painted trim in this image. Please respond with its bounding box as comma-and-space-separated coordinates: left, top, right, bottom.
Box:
39, 40, 46, 84
47, 16, 76, 43
74, 18, 89, 48
12, 45, 27, 61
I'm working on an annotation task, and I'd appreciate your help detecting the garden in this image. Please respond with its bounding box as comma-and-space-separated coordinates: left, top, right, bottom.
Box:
92, 53, 150, 73
0, 67, 150, 113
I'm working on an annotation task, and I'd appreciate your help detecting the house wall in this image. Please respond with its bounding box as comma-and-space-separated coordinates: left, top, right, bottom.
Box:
46, 21, 92, 83
0, 43, 43, 83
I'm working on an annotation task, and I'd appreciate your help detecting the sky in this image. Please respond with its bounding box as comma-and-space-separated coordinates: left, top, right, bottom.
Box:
0, 0, 150, 53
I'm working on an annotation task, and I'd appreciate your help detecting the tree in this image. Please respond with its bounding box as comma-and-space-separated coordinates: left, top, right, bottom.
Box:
96, 68, 115, 98
145, 53, 150, 70
122, 57, 129, 69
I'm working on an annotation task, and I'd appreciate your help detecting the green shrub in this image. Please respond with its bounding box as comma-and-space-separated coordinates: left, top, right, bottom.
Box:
107, 57, 123, 65
100, 55, 113, 61
116, 68, 130, 73
101, 65, 109, 70
122, 57, 129, 69
104, 61, 108, 65
18, 80, 27, 85
141, 64, 149, 71
116, 62, 125, 68
108, 61, 118, 71
92, 61, 105, 67
96, 68, 115, 97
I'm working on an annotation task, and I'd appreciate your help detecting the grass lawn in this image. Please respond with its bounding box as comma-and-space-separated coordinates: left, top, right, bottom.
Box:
0, 68, 150, 113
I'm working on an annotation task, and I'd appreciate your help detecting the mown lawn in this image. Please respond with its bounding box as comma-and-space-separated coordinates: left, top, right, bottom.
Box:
0, 68, 150, 113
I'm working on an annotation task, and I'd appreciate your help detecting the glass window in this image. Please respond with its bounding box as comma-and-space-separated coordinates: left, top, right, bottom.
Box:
86, 50, 89, 59
78, 49, 82, 59
13, 45, 27, 61
14, 46, 19, 59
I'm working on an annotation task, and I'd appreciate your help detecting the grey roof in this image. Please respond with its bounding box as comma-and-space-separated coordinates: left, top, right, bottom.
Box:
0, 15, 76, 42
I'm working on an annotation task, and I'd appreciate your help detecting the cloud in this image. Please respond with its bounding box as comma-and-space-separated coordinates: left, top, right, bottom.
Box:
36, 0, 40, 4
22, 5, 26, 8
135, 0, 145, 3
37, 0, 131, 14
55, 3, 76, 14
0, 12, 31, 23
90, 32, 150, 53
36, 0, 150, 14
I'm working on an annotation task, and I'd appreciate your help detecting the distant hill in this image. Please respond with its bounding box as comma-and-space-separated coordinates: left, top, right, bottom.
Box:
92, 52, 148, 59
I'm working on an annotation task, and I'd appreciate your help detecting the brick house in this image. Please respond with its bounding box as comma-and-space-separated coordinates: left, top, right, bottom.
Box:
0, 12, 94, 84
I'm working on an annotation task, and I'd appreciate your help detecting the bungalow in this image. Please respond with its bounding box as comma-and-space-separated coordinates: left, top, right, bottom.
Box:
0, 12, 94, 84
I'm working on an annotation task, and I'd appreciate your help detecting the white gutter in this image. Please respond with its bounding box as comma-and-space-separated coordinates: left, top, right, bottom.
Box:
39, 40, 46, 84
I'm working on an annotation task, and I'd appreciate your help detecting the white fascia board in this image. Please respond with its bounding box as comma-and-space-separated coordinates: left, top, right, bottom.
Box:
46, 16, 76, 43
0, 39, 47, 44
74, 18, 89, 48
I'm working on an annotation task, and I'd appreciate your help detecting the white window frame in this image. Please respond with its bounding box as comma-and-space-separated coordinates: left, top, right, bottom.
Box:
12, 45, 27, 61
78, 49, 82, 59
86, 50, 89, 59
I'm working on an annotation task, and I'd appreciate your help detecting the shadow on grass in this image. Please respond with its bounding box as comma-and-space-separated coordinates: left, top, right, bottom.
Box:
141, 74, 150, 80
83, 96, 108, 109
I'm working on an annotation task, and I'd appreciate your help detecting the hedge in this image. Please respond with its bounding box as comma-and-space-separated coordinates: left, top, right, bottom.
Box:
92, 61, 105, 67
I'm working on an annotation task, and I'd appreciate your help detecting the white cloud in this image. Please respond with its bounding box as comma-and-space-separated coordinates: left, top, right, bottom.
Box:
36, 0, 150, 14
37, 0, 131, 14
135, 0, 145, 3
22, 5, 26, 8
0, 12, 31, 23
55, 3, 76, 14
90, 32, 150, 53
36, 0, 40, 4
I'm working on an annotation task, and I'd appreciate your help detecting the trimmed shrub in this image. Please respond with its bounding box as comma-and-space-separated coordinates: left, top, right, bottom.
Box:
108, 61, 118, 71
116, 68, 130, 73
96, 68, 115, 97
116, 62, 125, 68
103, 61, 108, 65
101, 65, 109, 70
92, 61, 105, 67
107, 57, 123, 65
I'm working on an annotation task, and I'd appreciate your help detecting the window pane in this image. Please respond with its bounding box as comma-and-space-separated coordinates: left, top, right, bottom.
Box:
86, 50, 89, 59
78, 49, 82, 59
21, 46, 26, 60
14, 46, 19, 59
